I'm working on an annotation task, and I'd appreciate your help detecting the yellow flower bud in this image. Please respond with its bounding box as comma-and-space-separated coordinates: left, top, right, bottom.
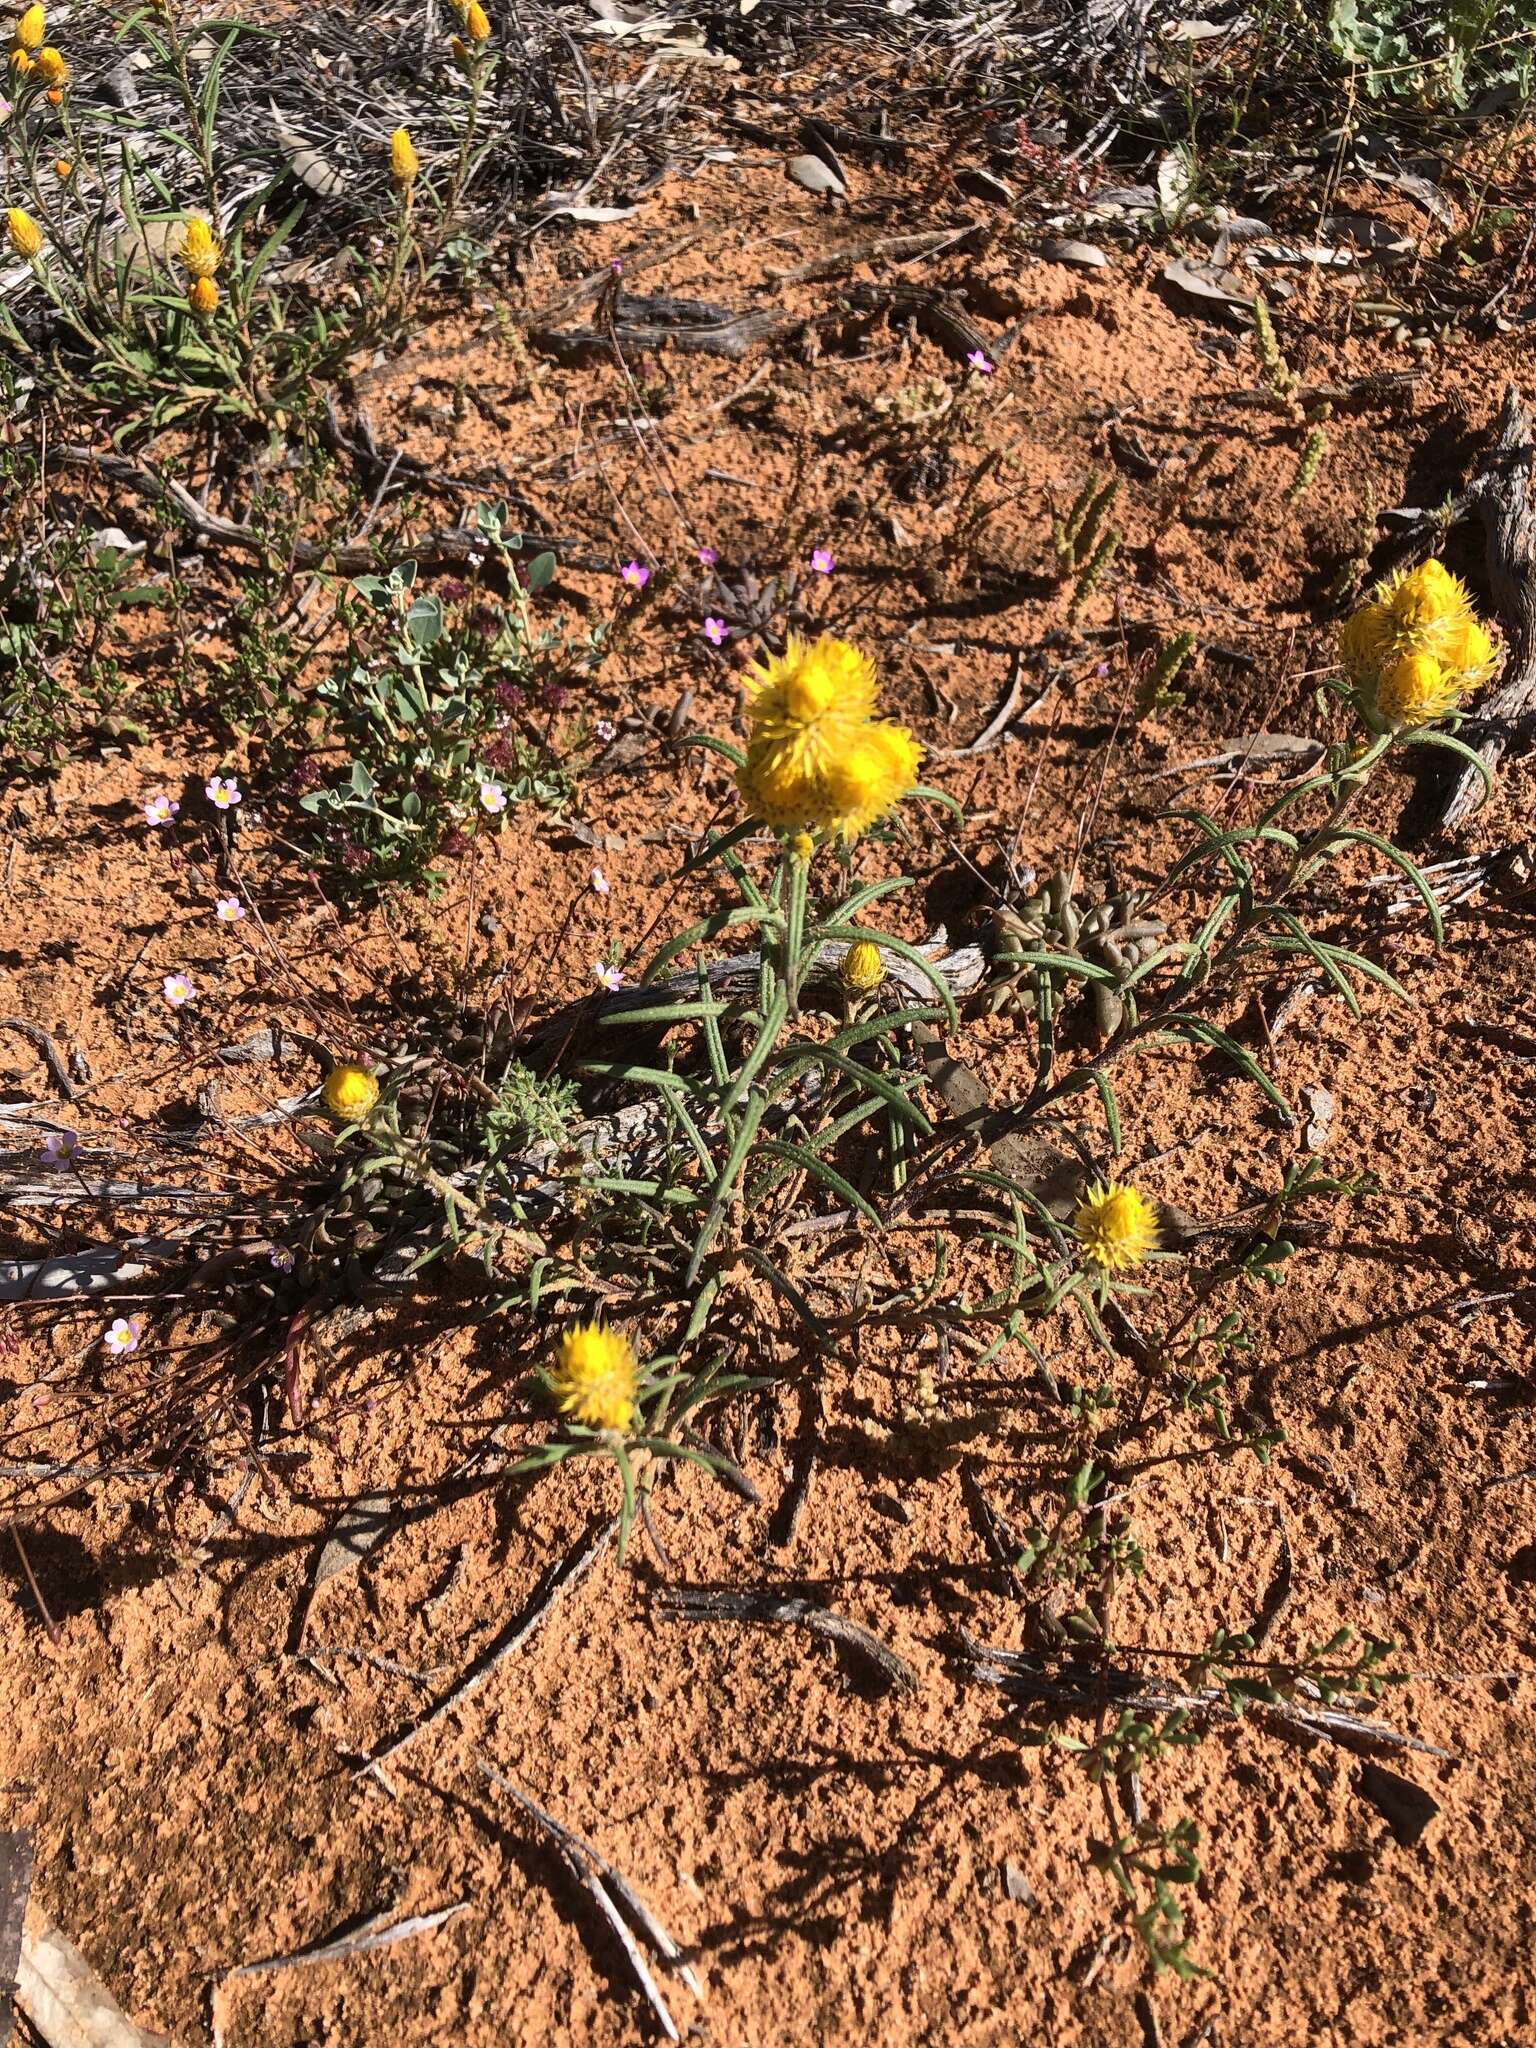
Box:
53, 157, 72, 178
320, 1064, 380, 1121
450, 33, 468, 63
465, 1, 491, 39
9, 45, 33, 73
841, 939, 885, 995
790, 831, 814, 862
179, 214, 221, 280
188, 274, 219, 316
389, 126, 420, 188
34, 41, 65, 84
5, 206, 42, 258
14, 4, 44, 51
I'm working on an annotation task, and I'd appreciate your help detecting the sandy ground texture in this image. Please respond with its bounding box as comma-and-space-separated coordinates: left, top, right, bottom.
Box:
3, 33, 1536, 2048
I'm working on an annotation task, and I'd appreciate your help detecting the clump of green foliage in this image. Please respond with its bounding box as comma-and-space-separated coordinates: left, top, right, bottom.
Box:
295, 505, 604, 895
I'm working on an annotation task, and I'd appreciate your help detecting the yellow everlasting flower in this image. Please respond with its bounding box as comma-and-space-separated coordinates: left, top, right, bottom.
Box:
179, 215, 221, 280
1435, 614, 1497, 687
734, 634, 920, 840
5, 206, 41, 258
320, 1064, 380, 1121
389, 127, 419, 188
549, 1322, 637, 1432
8, 45, 32, 72
465, 1, 491, 39
1374, 652, 1466, 730
1339, 557, 1499, 725
34, 41, 64, 84
14, 4, 43, 50
188, 275, 218, 316
1073, 1179, 1159, 1273
841, 938, 885, 994
821, 720, 923, 841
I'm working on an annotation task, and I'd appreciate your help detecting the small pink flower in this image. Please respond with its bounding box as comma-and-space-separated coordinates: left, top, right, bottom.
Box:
594, 718, 616, 743
620, 560, 650, 591
206, 774, 241, 810
269, 1246, 295, 1273
215, 896, 245, 923
702, 617, 729, 647
479, 781, 507, 814
163, 972, 196, 1008
593, 963, 624, 992
609, 257, 624, 275
966, 348, 994, 374
697, 546, 719, 567
809, 547, 835, 575
39, 1129, 80, 1167
590, 866, 610, 896
144, 792, 179, 827
103, 1316, 141, 1357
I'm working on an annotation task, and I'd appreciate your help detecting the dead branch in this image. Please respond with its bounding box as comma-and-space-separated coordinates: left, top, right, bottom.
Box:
1435, 383, 1536, 829
655, 1584, 917, 1695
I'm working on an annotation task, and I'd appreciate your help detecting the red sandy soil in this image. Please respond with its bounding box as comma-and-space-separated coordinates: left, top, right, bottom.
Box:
2, 71, 1535, 2048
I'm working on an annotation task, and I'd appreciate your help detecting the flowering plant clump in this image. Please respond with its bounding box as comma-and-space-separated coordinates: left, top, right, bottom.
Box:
0, 1, 493, 434
1338, 558, 1498, 731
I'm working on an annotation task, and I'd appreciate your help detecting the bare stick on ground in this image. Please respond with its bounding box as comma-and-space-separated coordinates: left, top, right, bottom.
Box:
477, 1762, 701, 2043
655, 1585, 918, 1696
360, 1516, 617, 1772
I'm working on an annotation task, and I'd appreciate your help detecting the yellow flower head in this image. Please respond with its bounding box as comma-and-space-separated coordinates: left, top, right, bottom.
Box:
1383, 558, 1470, 633
1373, 651, 1466, 730
465, 1, 491, 39
187, 274, 218, 316
841, 938, 885, 995
790, 830, 815, 862
179, 215, 221, 280
1337, 600, 1390, 683
549, 1322, 637, 1432
734, 635, 919, 840
34, 41, 64, 84
8, 45, 32, 73
1073, 1179, 1159, 1273
1436, 613, 1498, 688
320, 1063, 380, 1121
389, 127, 419, 188
746, 634, 877, 753
5, 206, 41, 258
14, 4, 43, 51
821, 720, 923, 841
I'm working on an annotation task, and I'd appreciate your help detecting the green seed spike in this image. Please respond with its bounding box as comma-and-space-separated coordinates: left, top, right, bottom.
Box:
1068, 528, 1120, 625
1286, 425, 1328, 503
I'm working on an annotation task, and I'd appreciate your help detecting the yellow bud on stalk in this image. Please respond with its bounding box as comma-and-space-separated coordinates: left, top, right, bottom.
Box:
841, 939, 886, 995
389, 126, 420, 188
14, 4, 43, 51
9, 46, 33, 74
5, 206, 42, 258
320, 1064, 380, 1121
34, 41, 65, 84
53, 157, 72, 179
188, 275, 218, 317
179, 215, 221, 280
465, 1, 491, 40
